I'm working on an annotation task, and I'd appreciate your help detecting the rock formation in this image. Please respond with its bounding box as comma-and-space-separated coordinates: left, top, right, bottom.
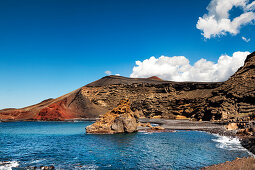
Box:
0, 51, 254, 122
204, 51, 255, 121
86, 99, 138, 134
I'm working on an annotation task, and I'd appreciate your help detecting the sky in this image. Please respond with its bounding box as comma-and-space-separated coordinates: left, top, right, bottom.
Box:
0, 0, 255, 109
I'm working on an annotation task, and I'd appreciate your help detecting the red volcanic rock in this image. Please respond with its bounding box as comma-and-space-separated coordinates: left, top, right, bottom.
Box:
0, 88, 108, 121
34, 99, 73, 121
147, 76, 163, 81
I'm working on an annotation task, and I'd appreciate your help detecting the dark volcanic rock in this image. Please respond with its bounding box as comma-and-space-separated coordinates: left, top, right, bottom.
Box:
204, 52, 255, 121
241, 137, 255, 154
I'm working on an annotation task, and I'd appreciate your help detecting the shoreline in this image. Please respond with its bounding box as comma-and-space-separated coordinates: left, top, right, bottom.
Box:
139, 118, 255, 155
139, 118, 255, 169
1, 118, 254, 169
1, 118, 254, 154
0, 118, 97, 122
139, 118, 235, 136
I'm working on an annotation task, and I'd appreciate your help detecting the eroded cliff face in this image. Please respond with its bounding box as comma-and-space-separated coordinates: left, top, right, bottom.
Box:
0, 52, 254, 121
82, 80, 221, 120
205, 52, 255, 121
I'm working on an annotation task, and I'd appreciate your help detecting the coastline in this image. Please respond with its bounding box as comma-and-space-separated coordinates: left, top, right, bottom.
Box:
1, 118, 254, 154
1, 118, 254, 169
0, 118, 97, 122
139, 118, 255, 155
139, 118, 235, 136
1, 118, 254, 155
139, 118, 255, 169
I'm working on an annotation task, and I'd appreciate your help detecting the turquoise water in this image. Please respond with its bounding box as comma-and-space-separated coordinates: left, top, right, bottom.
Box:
0, 122, 251, 169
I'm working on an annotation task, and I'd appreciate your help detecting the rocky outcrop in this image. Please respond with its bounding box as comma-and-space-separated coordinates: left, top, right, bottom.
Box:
225, 123, 238, 130
204, 52, 255, 121
83, 78, 221, 120
86, 99, 138, 134
241, 138, 255, 154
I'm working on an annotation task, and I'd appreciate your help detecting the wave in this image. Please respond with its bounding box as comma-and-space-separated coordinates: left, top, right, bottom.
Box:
139, 132, 152, 134
212, 134, 250, 152
212, 134, 245, 151
0, 161, 19, 170
74, 164, 99, 169
30, 159, 46, 164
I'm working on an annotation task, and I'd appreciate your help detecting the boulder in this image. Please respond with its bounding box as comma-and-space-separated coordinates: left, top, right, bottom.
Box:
225, 123, 238, 130
86, 99, 138, 134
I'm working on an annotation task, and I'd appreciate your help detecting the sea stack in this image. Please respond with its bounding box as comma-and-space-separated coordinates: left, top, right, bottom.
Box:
86, 99, 139, 134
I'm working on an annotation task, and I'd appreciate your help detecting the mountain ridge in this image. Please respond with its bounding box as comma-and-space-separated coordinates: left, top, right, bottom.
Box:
0, 51, 254, 121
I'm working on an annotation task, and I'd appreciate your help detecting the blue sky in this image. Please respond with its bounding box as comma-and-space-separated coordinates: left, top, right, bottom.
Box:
0, 0, 254, 109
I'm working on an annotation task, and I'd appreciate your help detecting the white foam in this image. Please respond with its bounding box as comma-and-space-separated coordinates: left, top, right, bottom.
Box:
212, 134, 247, 151
30, 159, 45, 164
141, 132, 152, 134
74, 164, 99, 170
0, 161, 19, 170
138, 131, 153, 134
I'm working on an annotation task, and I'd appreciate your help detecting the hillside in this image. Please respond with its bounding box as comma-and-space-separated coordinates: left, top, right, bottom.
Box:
205, 51, 255, 121
0, 76, 221, 121
0, 52, 254, 121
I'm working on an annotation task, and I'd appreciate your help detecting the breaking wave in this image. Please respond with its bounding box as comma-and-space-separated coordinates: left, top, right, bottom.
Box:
212, 134, 255, 157
73, 164, 99, 170
0, 161, 19, 170
212, 134, 248, 152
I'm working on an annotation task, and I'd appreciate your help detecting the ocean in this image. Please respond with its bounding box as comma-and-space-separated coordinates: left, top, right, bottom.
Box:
0, 121, 251, 169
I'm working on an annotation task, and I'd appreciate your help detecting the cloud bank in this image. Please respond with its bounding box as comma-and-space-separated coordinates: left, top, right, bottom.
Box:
196, 0, 255, 38
130, 51, 250, 82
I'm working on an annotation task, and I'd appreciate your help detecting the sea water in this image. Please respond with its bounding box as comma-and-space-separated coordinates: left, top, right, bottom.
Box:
0, 121, 251, 169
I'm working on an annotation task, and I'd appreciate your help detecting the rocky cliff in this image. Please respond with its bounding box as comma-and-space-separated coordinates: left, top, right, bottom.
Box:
0, 52, 254, 121
83, 77, 221, 120
204, 51, 255, 121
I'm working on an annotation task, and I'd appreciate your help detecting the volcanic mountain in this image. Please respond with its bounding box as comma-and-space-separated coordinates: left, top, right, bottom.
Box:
0, 52, 254, 121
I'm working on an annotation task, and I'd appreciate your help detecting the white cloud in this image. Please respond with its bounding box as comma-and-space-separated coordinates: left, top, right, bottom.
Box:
242, 36, 251, 42
196, 0, 255, 39
247, 1, 255, 10
105, 70, 112, 75
130, 51, 250, 82
115, 74, 120, 76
